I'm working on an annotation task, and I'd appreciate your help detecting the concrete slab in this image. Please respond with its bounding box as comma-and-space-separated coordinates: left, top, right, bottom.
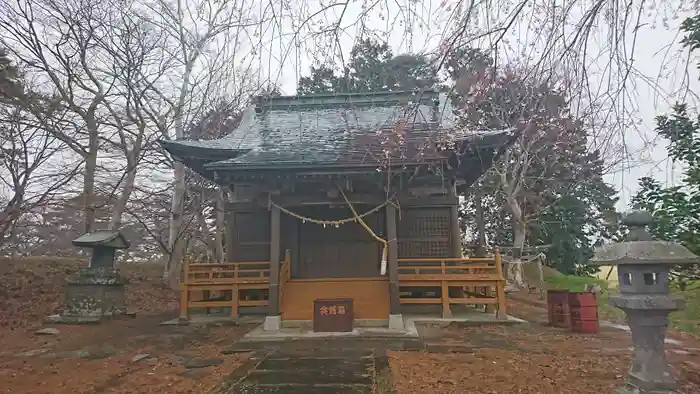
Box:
406, 311, 527, 326
235, 311, 525, 342
601, 321, 683, 345
160, 315, 264, 326
240, 324, 418, 342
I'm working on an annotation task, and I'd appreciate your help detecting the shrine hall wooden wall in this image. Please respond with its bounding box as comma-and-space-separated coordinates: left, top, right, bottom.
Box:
291, 205, 384, 279
225, 202, 458, 265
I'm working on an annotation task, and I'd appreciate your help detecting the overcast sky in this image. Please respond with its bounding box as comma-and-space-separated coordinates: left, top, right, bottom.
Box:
239, 0, 698, 211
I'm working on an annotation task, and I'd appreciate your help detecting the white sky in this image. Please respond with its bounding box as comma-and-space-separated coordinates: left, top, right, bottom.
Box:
242, 0, 698, 211
3, 0, 697, 215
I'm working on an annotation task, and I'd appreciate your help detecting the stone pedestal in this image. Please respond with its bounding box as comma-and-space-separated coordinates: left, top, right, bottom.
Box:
609, 295, 682, 394
46, 267, 128, 324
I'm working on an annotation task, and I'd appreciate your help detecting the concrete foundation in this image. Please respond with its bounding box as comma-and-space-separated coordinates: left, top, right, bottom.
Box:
237, 311, 526, 343
264, 315, 282, 331
388, 314, 405, 330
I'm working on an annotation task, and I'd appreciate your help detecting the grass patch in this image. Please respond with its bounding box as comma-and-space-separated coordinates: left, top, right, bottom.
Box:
545, 274, 700, 334
543, 274, 626, 323
669, 282, 700, 334
544, 275, 606, 292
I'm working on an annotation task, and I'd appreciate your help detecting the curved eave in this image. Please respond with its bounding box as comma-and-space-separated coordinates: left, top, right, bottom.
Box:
450, 128, 519, 189
158, 139, 249, 182
159, 139, 248, 160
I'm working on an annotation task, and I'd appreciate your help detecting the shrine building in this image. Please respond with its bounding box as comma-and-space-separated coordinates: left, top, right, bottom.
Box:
160, 89, 518, 332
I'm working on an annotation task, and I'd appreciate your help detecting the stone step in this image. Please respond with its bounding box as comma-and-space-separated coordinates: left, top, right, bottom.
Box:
243, 369, 373, 386
233, 383, 371, 394
258, 357, 372, 371
223, 338, 422, 354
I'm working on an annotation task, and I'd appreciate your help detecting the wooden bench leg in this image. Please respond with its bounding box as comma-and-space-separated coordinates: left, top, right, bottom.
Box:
441, 281, 452, 318
231, 285, 239, 318
179, 285, 190, 322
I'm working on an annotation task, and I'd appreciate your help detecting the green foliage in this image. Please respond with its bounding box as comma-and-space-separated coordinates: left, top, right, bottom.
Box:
297, 38, 440, 94
631, 17, 700, 288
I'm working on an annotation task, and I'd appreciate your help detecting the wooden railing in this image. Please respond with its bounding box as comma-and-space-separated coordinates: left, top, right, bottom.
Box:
185, 261, 271, 284
397, 249, 507, 319
179, 260, 271, 321
279, 250, 292, 307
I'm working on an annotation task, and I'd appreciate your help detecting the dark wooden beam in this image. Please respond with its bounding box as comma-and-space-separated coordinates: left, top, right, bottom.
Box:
268, 205, 281, 316
271, 193, 388, 207
225, 202, 262, 211
225, 209, 236, 261
448, 183, 462, 258
397, 194, 458, 207
386, 204, 400, 315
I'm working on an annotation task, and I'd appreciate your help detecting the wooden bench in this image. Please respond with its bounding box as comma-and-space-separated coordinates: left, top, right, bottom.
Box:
397, 249, 507, 319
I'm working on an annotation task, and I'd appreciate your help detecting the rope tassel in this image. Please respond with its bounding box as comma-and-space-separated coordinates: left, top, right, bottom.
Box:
339, 187, 389, 276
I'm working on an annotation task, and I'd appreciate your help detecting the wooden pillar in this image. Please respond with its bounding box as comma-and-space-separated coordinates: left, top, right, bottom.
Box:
225, 209, 236, 261
448, 182, 461, 258
448, 182, 465, 300
495, 248, 507, 319
386, 204, 400, 316
268, 204, 281, 316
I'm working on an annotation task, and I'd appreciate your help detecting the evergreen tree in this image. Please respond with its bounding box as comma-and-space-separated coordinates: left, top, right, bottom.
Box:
297, 39, 440, 94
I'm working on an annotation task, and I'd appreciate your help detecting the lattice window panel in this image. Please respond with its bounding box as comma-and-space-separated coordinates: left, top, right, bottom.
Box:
398, 209, 450, 238
398, 207, 452, 259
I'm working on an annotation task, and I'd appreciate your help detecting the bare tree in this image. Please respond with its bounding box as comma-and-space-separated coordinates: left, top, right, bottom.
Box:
0, 88, 81, 245
454, 64, 596, 288
129, 0, 261, 284
0, 0, 123, 233
0, 0, 259, 282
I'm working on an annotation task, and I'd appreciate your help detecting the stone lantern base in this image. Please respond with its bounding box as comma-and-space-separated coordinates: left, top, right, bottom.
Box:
45, 267, 129, 324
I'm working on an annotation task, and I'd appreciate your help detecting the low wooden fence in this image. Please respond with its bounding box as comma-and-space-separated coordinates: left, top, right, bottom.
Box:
397, 249, 507, 318
179, 251, 291, 321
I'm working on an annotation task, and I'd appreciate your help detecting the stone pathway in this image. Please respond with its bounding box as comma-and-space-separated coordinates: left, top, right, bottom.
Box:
228, 349, 391, 393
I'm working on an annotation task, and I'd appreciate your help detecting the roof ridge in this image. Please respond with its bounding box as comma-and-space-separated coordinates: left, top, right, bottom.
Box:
253, 89, 440, 112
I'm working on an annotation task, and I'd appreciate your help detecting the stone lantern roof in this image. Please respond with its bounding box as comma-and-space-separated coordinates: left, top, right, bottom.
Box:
590, 210, 700, 266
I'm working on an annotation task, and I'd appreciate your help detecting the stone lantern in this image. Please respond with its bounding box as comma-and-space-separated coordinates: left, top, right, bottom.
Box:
46, 231, 130, 324
591, 210, 700, 394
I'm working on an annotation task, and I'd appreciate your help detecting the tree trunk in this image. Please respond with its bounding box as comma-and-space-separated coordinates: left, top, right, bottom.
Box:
509, 216, 527, 289
504, 195, 527, 291
193, 188, 212, 255
165, 161, 187, 288
0, 197, 22, 247
474, 189, 487, 247
214, 188, 226, 263
82, 123, 99, 234
109, 160, 137, 230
